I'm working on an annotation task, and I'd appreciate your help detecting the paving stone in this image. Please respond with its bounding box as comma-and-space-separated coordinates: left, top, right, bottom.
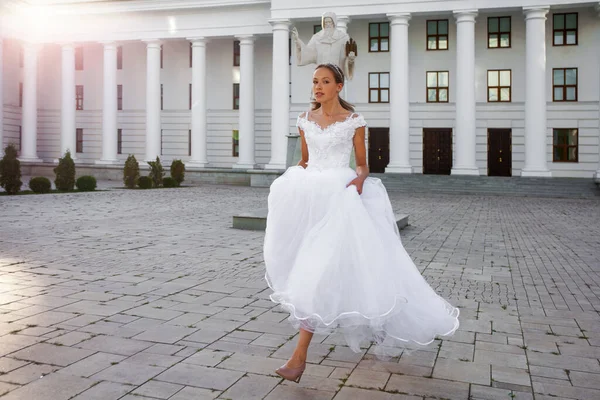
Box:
432, 358, 491, 385
70, 381, 134, 400
385, 375, 470, 399
345, 368, 390, 390
0, 358, 28, 374
474, 349, 528, 369
169, 386, 221, 399
76, 335, 153, 356
132, 380, 183, 398
155, 363, 244, 390
527, 352, 600, 373
56, 352, 126, 378
335, 387, 422, 400
220, 373, 279, 399
470, 384, 534, 400
183, 349, 233, 367
569, 370, 600, 390
356, 359, 432, 378
0, 363, 58, 385
10, 343, 95, 367
263, 385, 336, 400
0, 382, 20, 396
126, 352, 183, 367
92, 361, 165, 385
133, 325, 197, 344
533, 381, 600, 399
492, 366, 532, 387
0, 372, 94, 400
48, 331, 94, 346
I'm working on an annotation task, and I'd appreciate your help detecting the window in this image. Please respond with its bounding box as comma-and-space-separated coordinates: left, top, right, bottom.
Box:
189, 42, 192, 68
233, 83, 240, 109
76, 128, 83, 153
553, 13, 577, 46
368, 72, 389, 103
488, 16, 511, 48
117, 129, 122, 155
160, 45, 163, 68
117, 46, 123, 70
75, 47, 83, 70
189, 83, 192, 110
19, 46, 24, 68
18, 126, 22, 152
233, 40, 240, 67
553, 68, 577, 101
188, 129, 191, 156
117, 85, 123, 111
487, 70, 511, 102
426, 71, 449, 103
76, 85, 84, 110
160, 129, 163, 155
19, 83, 23, 107
161, 84, 164, 110
232, 130, 239, 157
369, 22, 389, 52
427, 20, 449, 50
288, 38, 292, 66
553, 129, 578, 162
314, 25, 322, 34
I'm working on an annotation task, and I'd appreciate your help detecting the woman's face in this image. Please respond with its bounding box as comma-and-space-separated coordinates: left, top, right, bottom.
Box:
313, 67, 342, 104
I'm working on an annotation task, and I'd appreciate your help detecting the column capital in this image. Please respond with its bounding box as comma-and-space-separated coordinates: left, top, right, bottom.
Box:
336, 16, 351, 26
523, 6, 549, 20
60, 43, 76, 50
142, 39, 162, 49
99, 41, 118, 50
235, 35, 256, 44
187, 37, 209, 45
268, 19, 291, 31
453, 10, 478, 23
387, 13, 411, 25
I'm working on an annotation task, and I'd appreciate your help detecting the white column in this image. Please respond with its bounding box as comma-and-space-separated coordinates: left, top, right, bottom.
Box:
0, 35, 3, 151
20, 42, 41, 162
452, 10, 479, 176
336, 16, 350, 34
144, 39, 161, 162
594, 3, 600, 182
522, 7, 551, 177
97, 41, 118, 164
60, 44, 76, 160
188, 37, 209, 167
386, 13, 412, 173
235, 36, 256, 169
265, 19, 291, 170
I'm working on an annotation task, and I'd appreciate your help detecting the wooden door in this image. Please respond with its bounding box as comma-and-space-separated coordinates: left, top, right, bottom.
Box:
368, 128, 390, 173
423, 128, 452, 175
488, 129, 512, 176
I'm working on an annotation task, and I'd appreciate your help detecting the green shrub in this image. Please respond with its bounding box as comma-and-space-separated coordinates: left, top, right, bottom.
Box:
0, 144, 22, 195
29, 177, 51, 194
76, 175, 97, 191
163, 177, 178, 188
54, 151, 76, 191
123, 154, 140, 189
170, 159, 185, 186
148, 156, 164, 188
138, 176, 153, 189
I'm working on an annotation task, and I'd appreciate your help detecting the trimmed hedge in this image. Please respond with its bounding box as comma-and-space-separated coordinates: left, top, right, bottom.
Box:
0, 144, 22, 195
138, 176, 153, 189
29, 177, 51, 194
148, 157, 164, 188
163, 177, 178, 188
54, 151, 76, 191
123, 154, 140, 189
170, 159, 185, 186
76, 175, 97, 191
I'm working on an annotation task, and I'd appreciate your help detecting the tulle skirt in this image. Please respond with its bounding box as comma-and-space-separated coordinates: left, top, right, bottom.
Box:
263, 166, 459, 355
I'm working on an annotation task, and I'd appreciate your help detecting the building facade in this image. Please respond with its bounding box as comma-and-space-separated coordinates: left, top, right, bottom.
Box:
1, 0, 599, 179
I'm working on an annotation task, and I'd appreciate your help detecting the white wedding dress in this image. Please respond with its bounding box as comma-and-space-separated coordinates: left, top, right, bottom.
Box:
263, 112, 459, 354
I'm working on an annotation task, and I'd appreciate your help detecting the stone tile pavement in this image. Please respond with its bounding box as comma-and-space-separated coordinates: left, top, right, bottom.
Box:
0, 182, 599, 399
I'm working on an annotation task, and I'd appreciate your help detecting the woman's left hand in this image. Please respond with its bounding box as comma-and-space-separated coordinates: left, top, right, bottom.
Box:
347, 177, 365, 194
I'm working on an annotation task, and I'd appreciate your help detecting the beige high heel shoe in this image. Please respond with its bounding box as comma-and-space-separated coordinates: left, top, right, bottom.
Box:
275, 361, 306, 383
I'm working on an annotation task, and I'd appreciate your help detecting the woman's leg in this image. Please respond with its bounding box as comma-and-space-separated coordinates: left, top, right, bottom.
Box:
287, 328, 313, 367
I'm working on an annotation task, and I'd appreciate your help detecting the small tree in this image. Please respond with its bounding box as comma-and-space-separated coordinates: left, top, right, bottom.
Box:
0, 144, 22, 195
54, 151, 76, 191
123, 154, 140, 189
148, 156, 164, 188
170, 159, 185, 187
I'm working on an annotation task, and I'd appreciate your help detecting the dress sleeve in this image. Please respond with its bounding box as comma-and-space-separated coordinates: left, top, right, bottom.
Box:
296, 112, 307, 130
350, 114, 367, 130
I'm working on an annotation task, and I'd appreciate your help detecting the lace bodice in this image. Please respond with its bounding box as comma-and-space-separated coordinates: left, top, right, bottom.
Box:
296, 112, 367, 170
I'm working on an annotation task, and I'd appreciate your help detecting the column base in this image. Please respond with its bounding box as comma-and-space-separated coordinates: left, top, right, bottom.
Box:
451, 166, 480, 176
95, 159, 120, 165
186, 161, 210, 169
593, 170, 600, 183
233, 162, 257, 170
385, 164, 413, 174
18, 157, 43, 163
264, 161, 287, 171
520, 168, 552, 178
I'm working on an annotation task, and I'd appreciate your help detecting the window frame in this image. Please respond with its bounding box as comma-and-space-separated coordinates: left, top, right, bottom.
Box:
117, 84, 123, 111
426, 71, 449, 103
117, 46, 123, 70
553, 13, 578, 46
426, 19, 449, 51
19, 82, 23, 107
233, 40, 240, 67
487, 69, 512, 102
189, 42, 193, 68
189, 83, 192, 110
233, 83, 240, 110
368, 72, 390, 104
313, 25, 322, 34
232, 130, 239, 157
487, 16, 511, 49
18, 126, 22, 152
552, 128, 578, 162
552, 68, 578, 102
160, 45, 163, 69
76, 128, 83, 153
117, 128, 122, 155
188, 129, 192, 156
76, 85, 84, 110
160, 84, 164, 110
75, 47, 84, 71
369, 22, 390, 53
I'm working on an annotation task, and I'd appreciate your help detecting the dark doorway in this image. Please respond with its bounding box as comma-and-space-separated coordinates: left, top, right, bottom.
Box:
423, 128, 452, 175
368, 128, 390, 173
488, 129, 512, 177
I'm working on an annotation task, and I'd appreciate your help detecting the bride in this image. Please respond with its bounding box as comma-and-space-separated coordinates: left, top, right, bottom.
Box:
263, 63, 459, 383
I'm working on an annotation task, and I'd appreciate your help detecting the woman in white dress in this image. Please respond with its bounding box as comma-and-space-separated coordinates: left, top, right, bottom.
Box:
263, 63, 459, 383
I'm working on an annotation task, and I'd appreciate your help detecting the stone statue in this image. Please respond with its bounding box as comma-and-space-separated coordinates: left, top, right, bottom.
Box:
291, 12, 356, 81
